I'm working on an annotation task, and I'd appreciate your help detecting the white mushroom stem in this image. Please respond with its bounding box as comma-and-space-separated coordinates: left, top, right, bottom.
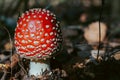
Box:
29, 60, 50, 77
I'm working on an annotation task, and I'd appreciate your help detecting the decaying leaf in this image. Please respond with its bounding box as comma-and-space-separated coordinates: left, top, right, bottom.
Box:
84, 21, 107, 44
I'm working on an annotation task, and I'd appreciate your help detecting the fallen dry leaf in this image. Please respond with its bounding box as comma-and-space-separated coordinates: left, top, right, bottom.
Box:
84, 21, 107, 44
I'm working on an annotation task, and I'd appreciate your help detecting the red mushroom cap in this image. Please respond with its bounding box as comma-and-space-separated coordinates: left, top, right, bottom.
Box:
14, 8, 62, 59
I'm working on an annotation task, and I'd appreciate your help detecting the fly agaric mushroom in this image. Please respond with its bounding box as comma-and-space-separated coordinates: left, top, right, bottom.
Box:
14, 8, 62, 77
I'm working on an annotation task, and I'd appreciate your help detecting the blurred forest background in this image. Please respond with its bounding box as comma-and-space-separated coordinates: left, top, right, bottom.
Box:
0, 0, 120, 80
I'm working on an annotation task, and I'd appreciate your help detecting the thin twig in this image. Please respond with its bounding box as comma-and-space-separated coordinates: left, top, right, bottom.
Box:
1, 69, 8, 80
0, 23, 13, 78
18, 58, 27, 75
97, 0, 104, 60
